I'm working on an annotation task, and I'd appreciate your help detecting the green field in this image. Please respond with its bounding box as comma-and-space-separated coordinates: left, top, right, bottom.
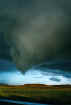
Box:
0, 84, 71, 104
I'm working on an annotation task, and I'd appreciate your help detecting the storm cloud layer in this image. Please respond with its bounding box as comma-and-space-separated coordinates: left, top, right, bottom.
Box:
0, 0, 71, 72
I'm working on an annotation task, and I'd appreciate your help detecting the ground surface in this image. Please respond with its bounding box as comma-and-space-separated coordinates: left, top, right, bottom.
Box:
0, 84, 71, 104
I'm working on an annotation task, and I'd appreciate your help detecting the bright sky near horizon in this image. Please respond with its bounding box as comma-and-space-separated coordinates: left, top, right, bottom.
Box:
0, 60, 71, 85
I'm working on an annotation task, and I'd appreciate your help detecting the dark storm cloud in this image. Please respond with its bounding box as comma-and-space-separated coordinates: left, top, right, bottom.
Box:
0, 0, 71, 72
38, 60, 71, 71
0, 59, 17, 72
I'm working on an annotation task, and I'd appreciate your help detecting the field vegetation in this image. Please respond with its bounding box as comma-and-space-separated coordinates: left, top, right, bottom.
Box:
0, 84, 71, 104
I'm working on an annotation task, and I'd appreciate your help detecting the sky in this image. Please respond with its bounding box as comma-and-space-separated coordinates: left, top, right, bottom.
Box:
0, 0, 71, 85
0, 59, 71, 85
0, 0, 71, 73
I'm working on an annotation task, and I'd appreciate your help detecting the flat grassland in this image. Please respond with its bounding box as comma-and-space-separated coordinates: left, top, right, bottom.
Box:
0, 84, 71, 104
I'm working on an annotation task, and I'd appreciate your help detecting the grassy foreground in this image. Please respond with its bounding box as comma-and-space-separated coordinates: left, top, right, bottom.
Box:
0, 84, 71, 104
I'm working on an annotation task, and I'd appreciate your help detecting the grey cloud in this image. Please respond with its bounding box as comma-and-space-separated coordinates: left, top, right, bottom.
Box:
0, 0, 71, 73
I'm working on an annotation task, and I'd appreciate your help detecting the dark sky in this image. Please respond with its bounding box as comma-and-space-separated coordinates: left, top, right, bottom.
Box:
0, 59, 17, 72
0, 0, 71, 73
